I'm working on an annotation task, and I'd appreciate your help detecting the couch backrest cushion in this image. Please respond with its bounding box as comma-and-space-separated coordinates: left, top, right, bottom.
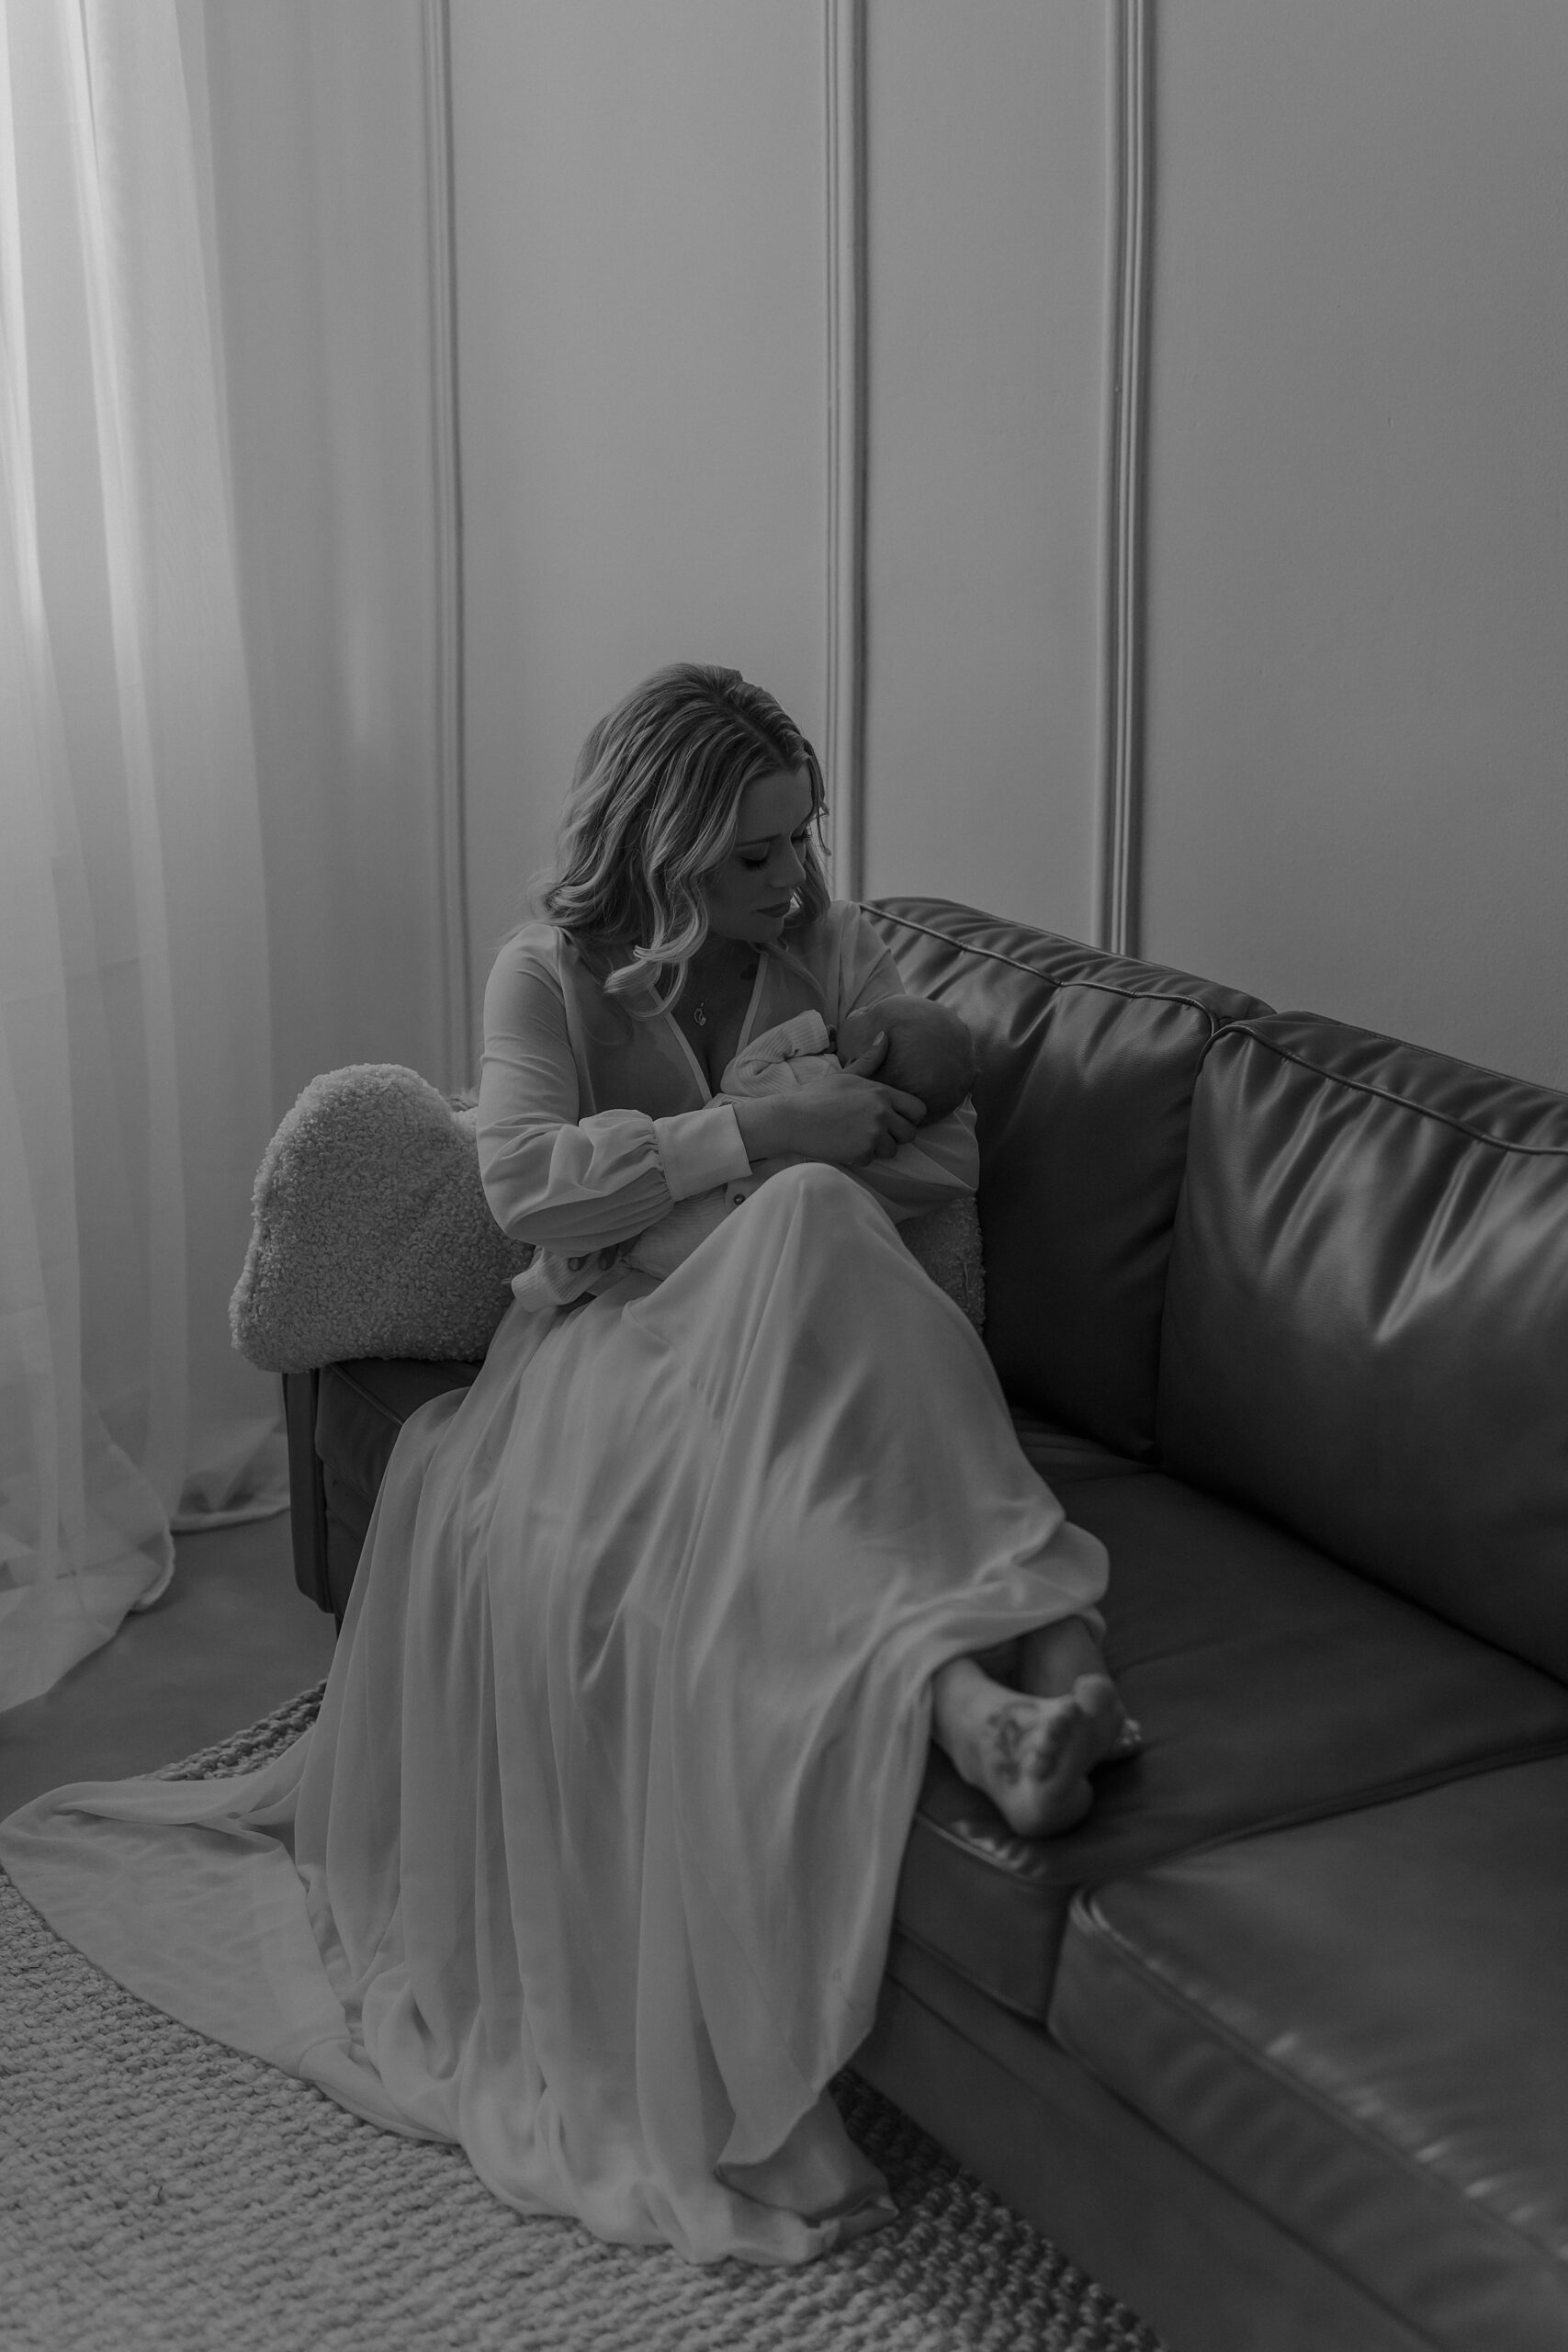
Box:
863, 899, 1269, 1459
1157, 1013, 1568, 1679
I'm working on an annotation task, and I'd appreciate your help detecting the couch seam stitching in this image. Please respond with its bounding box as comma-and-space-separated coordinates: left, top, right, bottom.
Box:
881, 1962, 1441, 2348
914, 1730, 1568, 1891
1174, 1735, 1568, 1865
1066, 1899, 1568, 2278
863, 905, 1248, 1033
1217, 1027, 1568, 1159
322, 1366, 406, 1437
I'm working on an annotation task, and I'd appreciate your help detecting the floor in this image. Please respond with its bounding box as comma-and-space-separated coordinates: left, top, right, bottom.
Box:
0, 1510, 339, 1817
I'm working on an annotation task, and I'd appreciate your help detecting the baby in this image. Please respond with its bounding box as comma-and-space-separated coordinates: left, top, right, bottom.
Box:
512, 992, 976, 1310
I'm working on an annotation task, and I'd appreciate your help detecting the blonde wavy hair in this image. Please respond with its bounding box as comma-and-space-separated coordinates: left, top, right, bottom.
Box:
541, 664, 830, 1015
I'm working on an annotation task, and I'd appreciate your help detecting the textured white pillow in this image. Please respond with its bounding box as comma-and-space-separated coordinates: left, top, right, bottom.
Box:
230, 1065, 532, 1373
231, 1061, 986, 1373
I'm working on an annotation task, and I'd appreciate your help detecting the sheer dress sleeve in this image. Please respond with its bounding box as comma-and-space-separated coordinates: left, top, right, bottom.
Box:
477, 933, 750, 1250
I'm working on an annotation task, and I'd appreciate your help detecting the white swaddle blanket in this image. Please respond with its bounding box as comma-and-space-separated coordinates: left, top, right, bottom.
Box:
511, 1012, 843, 1311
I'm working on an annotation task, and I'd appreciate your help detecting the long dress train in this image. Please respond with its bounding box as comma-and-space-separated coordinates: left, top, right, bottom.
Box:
0, 1159, 1105, 2264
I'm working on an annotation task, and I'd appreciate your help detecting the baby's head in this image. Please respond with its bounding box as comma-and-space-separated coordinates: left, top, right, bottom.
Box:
839, 995, 976, 1123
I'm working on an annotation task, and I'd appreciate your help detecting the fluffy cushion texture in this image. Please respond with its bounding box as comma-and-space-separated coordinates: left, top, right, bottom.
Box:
901, 1196, 986, 1332
231, 1062, 986, 1375
231, 1066, 533, 1374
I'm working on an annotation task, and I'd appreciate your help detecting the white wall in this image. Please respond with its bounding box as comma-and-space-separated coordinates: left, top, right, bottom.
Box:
199, 0, 1568, 1095
1140, 0, 1568, 1086
861, 0, 1107, 939
450, 0, 829, 1015
450, 1, 1112, 984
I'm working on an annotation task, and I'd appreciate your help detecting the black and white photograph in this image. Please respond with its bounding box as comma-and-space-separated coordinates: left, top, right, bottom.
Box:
2, 5, 1564, 2348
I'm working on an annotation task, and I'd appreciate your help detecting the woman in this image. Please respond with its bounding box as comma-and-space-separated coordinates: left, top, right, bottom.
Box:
0, 665, 1129, 2267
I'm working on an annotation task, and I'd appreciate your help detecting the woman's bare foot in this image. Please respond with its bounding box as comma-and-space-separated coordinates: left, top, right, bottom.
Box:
1019, 1613, 1109, 1698
931, 1657, 1126, 1838
1021, 1615, 1143, 1760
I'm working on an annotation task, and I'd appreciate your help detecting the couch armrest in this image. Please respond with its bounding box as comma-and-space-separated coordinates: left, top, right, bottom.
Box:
282, 1369, 332, 1614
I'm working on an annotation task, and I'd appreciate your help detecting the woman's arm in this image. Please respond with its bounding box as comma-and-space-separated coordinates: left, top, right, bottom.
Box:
726, 1073, 924, 1169
829, 912, 980, 1221
841, 1095, 978, 1224
724, 913, 978, 1217
476, 936, 750, 1249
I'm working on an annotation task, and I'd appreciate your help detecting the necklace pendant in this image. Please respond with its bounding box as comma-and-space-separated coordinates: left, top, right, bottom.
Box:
692, 1002, 707, 1028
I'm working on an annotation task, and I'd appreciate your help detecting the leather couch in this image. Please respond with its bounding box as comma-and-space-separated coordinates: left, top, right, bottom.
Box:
283, 897, 1568, 2352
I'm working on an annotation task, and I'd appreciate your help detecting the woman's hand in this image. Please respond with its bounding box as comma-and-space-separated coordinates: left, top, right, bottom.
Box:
731, 1041, 926, 1167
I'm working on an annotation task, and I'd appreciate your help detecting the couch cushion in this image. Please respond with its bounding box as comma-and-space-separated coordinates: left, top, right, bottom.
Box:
892, 1468, 1568, 2023
1050, 1758, 1568, 2352
863, 898, 1268, 1458
1157, 1013, 1568, 1679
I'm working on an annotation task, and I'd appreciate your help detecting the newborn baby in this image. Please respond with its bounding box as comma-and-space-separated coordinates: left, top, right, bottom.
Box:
723, 994, 974, 1122
512, 992, 976, 1311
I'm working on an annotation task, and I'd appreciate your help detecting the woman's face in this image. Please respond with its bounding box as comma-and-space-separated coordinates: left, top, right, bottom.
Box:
701, 768, 817, 945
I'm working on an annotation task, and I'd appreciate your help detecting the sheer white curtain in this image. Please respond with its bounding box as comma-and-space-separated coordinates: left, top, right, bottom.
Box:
0, 0, 286, 1713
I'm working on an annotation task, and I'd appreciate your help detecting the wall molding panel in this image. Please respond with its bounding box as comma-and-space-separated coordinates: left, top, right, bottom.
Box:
422, 0, 472, 1086
1095, 0, 1151, 956
824, 0, 866, 901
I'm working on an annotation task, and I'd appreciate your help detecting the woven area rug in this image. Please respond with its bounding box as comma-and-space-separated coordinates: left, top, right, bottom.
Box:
0, 1687, 1165, 2352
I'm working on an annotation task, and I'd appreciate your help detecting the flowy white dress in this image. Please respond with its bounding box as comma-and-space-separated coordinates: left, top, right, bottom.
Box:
0, 903, 1108, 2266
